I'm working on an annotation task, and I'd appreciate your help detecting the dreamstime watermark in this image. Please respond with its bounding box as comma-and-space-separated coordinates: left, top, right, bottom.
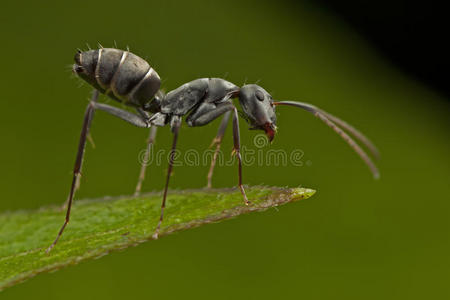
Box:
138, 134, 310, 167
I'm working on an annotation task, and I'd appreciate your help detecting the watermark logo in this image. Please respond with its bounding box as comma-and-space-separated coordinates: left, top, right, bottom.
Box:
138, 133, 310, 167
253, 134, 269, 148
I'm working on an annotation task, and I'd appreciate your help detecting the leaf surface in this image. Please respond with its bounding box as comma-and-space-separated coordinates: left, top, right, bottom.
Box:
0, 186, 315, 291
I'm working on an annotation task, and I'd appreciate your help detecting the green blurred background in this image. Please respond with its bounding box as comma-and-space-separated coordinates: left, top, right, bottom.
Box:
1, 0, 449, 298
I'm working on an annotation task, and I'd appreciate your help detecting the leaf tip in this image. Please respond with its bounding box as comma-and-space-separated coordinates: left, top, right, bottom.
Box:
289, 187, 316, 201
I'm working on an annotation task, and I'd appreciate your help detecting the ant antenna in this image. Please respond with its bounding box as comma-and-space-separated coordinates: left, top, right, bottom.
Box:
274, 100, 380, 179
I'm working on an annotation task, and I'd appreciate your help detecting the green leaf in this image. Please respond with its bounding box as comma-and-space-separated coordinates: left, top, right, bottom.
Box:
0, 186, 315, 291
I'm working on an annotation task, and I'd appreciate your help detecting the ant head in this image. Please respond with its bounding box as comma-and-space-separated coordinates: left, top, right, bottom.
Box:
239, 84, 277, 142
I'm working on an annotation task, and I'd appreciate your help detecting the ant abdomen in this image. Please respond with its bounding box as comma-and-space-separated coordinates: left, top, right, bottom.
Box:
74, 48, 161, 107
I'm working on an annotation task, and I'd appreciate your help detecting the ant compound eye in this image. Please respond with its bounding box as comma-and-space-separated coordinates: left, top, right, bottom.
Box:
255, 90, 265, 101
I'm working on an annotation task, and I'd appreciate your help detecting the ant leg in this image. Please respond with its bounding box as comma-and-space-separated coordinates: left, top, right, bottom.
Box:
185, 102, 247, 201
206, 111, 231, 188
134, 107, 157, 196
153, 116, 182, 239
135, 126, 157, 196
231, 108, 249, 205
93, 103, 150, 128
47, 90, 99, 253
86, 132, 96, 148
48, 95, 154, 253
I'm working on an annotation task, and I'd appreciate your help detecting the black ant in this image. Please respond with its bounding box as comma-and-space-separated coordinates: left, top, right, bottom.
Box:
46, 48, 379, 252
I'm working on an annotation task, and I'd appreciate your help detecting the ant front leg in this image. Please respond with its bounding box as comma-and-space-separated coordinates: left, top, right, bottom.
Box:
231, 108, 249, 205
186, 102, 249, 205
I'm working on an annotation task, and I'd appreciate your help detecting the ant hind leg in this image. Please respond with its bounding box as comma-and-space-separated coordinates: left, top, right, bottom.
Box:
47, 90, 99, 253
